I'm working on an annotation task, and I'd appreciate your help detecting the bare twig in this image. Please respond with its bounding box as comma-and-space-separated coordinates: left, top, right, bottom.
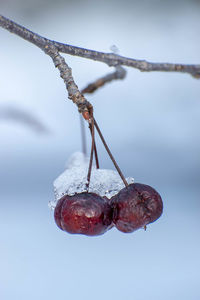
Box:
44, 44, 91, 114
82, 66, 126, 94
86, 116, 95, 191
0, 15, 199, 78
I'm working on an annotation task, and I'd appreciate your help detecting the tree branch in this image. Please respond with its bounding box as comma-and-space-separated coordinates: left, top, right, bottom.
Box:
81, 66, 126, 94
43, 44, 91, 114
0, 15, 199, 78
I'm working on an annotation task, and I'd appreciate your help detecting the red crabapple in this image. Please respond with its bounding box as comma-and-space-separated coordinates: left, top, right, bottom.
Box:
54, 192, 113, 236
111, 183, 163, 233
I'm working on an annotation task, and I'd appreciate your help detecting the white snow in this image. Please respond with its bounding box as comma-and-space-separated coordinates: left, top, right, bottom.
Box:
49, 152, 134, 209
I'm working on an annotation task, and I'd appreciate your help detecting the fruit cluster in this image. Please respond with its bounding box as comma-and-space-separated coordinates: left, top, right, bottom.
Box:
54, 183, 163, 236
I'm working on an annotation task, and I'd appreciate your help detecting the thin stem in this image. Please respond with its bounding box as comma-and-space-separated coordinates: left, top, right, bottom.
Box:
94, 118, 128, 187
86, 117, 95, 191
89, 124, 99, 169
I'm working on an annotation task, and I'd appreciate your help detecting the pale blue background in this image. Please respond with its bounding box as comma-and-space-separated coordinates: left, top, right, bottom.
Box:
0, 1, 200, 299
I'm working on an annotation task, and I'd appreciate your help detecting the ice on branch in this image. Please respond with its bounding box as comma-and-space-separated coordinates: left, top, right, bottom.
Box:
49, 152, 134, 209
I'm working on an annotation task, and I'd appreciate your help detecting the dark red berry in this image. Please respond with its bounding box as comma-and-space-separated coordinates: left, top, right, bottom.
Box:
54, 192, 113, 236
111, 183, 163, 233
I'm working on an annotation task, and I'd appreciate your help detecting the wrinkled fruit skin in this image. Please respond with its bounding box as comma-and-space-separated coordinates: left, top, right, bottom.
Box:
54, 192, 113, 236
111, 183, 163, 233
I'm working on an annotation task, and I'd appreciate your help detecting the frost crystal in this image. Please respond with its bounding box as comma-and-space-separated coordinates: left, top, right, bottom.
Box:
49, 152, 134, 209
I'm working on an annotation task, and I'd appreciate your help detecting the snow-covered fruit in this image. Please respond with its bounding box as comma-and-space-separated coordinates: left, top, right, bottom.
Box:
54, 192, 113, 236
54, 183, 163, 236
111, 183, 163, 233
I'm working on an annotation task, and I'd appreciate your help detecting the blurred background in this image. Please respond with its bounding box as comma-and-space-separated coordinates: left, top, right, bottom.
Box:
0, 0, 200, 299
